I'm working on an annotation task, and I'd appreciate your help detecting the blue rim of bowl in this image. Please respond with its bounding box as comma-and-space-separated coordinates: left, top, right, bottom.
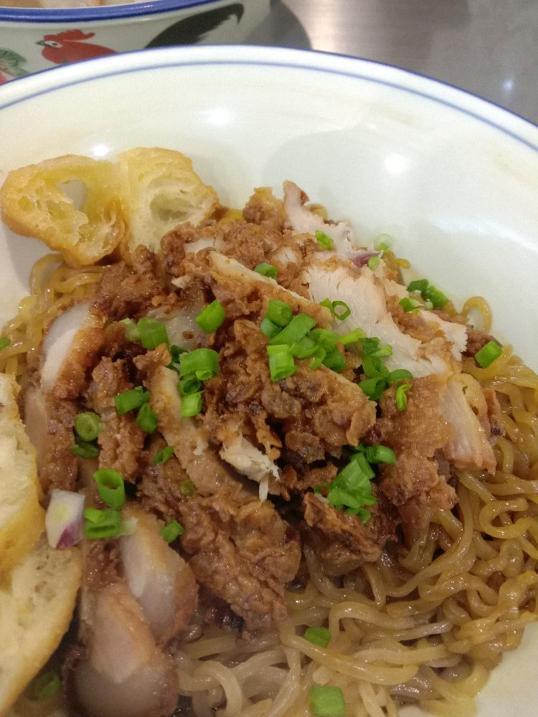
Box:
0, 46, 536, 153
0, 0, 217, 23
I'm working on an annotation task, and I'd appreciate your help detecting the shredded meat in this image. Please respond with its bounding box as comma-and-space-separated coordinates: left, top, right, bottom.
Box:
87, 357, 145, 481
303, 493, 398, 575
52, 319, 106, 401
93, 247, 167, 319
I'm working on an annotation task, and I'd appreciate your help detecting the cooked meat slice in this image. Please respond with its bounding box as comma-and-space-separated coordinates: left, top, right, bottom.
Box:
243, 187, 286, 231
179, 492, 301, 633
120, 506, 198, 645
370, 376, 451, 457
440, 374, 497, 473
72, 583, 177, 717
219, 435, 280, 500
41, 301, 105, 399
87, 357, 145, 481
304, 260, 466, 377
207, 252, 332, 327
283, 181, 356, 257
302, 493, 397, 575
93, 247, 166, 320
380, 450, 457, 531
23, 385, 77, 492
146, 304, 207, 351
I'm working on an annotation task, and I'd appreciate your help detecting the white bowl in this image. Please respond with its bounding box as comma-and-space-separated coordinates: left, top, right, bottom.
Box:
0, 0, 269, 80
0, 45, 537, 716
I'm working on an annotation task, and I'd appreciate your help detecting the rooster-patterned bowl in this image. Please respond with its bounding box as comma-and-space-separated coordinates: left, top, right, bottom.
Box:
0, 0, 269, 82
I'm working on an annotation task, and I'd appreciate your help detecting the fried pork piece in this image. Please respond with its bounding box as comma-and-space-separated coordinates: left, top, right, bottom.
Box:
145, 364, 301, 632
302, 492, 398, 575
86, 357, 144, 481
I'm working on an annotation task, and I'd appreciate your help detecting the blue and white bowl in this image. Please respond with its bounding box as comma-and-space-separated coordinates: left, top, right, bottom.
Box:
0, 0, 269, 82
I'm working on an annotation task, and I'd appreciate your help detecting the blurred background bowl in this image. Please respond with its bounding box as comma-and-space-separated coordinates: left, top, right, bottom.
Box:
0, 0, 269, 82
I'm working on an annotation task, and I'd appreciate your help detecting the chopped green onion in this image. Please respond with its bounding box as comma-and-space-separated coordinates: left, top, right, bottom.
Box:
93, 468, 125, 510
181, 391, 203, 417
320, 298, 333, 312
267, 344, 296, 381
195, 300, 226, 333
291, 336, 319, 359
75, 411, 101, 442
340, 328, 365, 346
367, 256, 381, 270
359, 337, 381, 355
179, 479, 196, 497
309, 685, 346, 717
136, 402, 158, 434
374, 233, 393, 251
153, 445, 174, 465
407, 279, 429, 294
362, 355, 389, 379
266, 300, 293, 327
179, 348, 219, 381
424, 284, 448, 309
269, 313, 316, 346
254, 262, 278, 279
399, 297, 419, 313
260, 317, 281, 338
0, 337, 11, 350
309, 328, 339, 350
161, 520, 184, 543
137, 317, 169, 349
323, 348, 346, 373
321, 299, 351, 321
179, 375, 202, 396
309, 346, 326, 370
475, 340, 503, 368
72, 440, 99, 459
359, 377, 387, 401
304, 626, 331, 647
83, 507, 122, 539
387, 368, 413, 384
29, 671, 61, 701
364, 444, 396, 464
326, 453, 376, 522
395, 382, 411, 411
119, 318, 140, 342
115, 387, 149, 415
170, 345, 186, 363
315, 230, 334, 251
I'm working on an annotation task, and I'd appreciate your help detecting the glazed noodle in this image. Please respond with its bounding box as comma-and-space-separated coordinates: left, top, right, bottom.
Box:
4, 266, 538, 717
1, 150, 537, 717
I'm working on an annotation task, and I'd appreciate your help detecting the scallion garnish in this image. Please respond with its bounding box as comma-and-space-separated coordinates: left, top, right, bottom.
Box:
93, 468, 125, 510
181, 391, 203, 417
399, 297, 419, 313
309, 328, 339, 350
179, 348, 219, 381
309, 685, 346, 717
322, 347, 346, 373
266, 299, 293, 327
367, 255, 381, 270
291, 336, 319, 359
119, 318, 140, 342
326, 452, 376, 523
315, 230, 334, 251
72, 441, 99, 459
363, 444, 396, 464
395, 382, 411, 411
115, 387, 149, 415
0, 337, 11, 350
254, 262, 278, 279
340, 328, 365, 345
304, 626, 331, 647
309, 346, 326, 370
195, 300, 226, 334
320, 299, 351, 321
161, 520, 184, 543
83, 506, 122, 539
29, 671, 61, 701
74, 411, 101, 442
475, 340, 503, 368
179, 375, 202, 396
170, 344, 186, 363
374, 234, 393, 251
136, 402, 158, 434
269, 313, 316, 346
406, 279, 448, 309
179, 479, 196, 497
260, 317, 281, 338
267, 345, 296, 381
407, 278, 429, 294
361, 354, 389, 379
359, 376, 387, 401
153, 445, 174, 465
137, 317, 169, 349
387, 368, 413, 384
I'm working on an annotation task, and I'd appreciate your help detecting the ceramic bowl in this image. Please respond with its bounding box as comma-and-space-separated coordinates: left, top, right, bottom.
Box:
0, 0, 269, 81
0, 46, 537, 715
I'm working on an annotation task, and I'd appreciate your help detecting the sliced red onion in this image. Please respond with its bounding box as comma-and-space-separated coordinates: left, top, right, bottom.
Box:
352, 251, 379, 268
45, 489, 85, 549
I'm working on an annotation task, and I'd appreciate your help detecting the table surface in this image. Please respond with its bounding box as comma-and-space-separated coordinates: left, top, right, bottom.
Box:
249, 0, 538, 125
